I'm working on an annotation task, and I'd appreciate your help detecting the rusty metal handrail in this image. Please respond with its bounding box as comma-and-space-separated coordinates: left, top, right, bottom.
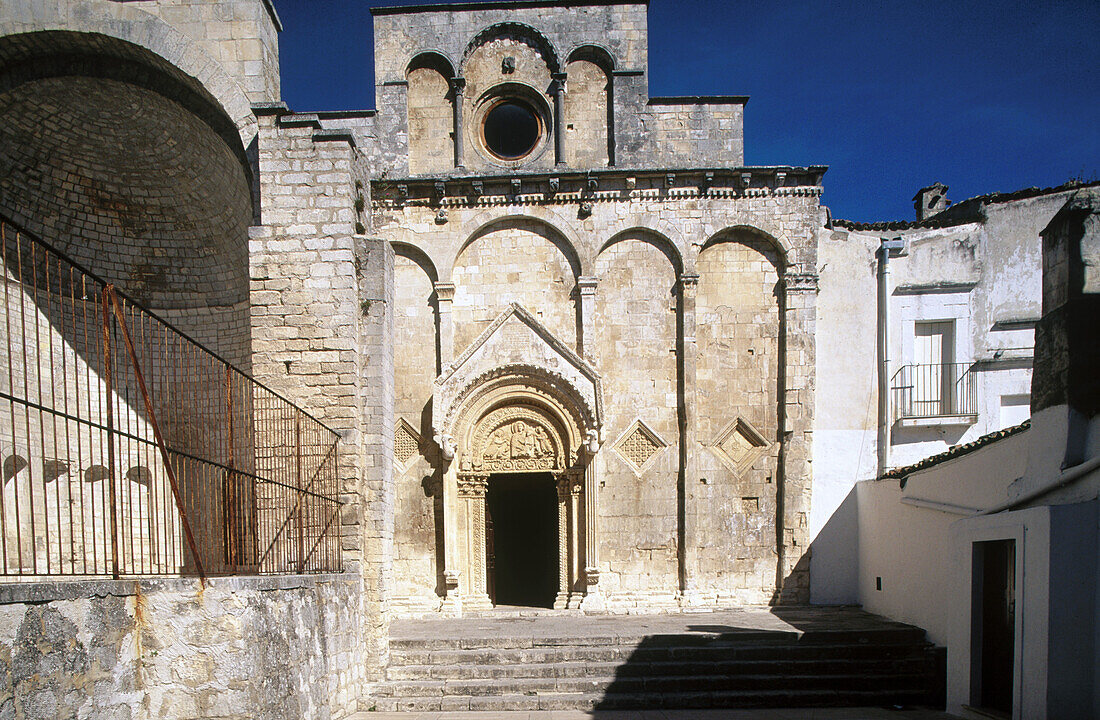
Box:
0, 217, 343, 578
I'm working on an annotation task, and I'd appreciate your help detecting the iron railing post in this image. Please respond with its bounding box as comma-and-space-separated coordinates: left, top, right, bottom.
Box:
101, 287, 120, 579
295, 415, 304, 573
106, 286, 206, 583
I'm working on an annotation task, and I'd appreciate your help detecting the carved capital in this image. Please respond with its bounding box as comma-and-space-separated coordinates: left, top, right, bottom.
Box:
433, 281, 456, 302
585, 566, 600, 585
577, 276, 598, 297
457, 473, 488, 498
782, 272, 820, 293
679, 273, 700, 292
449, 77, 466, 95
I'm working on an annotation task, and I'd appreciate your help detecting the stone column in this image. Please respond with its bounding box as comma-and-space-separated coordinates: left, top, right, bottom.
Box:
551, 73, 567, 166
678, 273, 702, 606
458, 473, 492, 611
554, 475, 570, 609
568, 472, 583, 608
576, 276, 598, 361
441, 465, 461, 615
581, 440, 604, 612
777, 270, 819, 604
449, 77, 466, 170
434, 281, 456, 367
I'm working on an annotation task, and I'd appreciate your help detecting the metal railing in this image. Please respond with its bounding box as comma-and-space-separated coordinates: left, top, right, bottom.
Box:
891, 362, 976, 421
0, 218, 342, 580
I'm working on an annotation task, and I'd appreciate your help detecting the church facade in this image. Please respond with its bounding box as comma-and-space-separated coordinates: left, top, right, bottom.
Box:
5, 0, 1096, 716
361, 1, 824, 613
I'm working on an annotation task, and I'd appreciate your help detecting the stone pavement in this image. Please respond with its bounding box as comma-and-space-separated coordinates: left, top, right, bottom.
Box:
348, 708, 958, 719
388, 605, 928, 643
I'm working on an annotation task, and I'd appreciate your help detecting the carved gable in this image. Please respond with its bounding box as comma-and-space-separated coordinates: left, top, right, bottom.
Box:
433, 303, 602, 441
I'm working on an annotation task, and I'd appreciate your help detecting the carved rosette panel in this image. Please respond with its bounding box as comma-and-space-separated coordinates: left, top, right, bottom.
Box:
466, 404, 565, 473
613, 419, 668, 475
709, 416, 772, 475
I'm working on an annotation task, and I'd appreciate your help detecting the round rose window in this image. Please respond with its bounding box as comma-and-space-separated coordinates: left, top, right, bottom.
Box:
482, 99, 541, 160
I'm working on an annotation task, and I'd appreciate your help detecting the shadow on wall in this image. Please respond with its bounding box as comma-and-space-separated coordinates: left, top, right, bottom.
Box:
591, 608, 945, 710
806, 486, 860, 605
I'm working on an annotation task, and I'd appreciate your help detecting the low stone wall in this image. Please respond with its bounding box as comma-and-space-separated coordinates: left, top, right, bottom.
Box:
0, 574, 365, 720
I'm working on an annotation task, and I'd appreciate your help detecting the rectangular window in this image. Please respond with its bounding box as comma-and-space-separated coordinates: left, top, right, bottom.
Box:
913, 321, 955, 415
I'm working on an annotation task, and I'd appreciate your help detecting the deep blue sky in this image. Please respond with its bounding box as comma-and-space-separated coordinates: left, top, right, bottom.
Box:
272, 0, 1099, 221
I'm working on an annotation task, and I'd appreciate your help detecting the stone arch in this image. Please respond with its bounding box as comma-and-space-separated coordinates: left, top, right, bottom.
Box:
455, 213, 584, 278
392, 240, 440, 285
701, 224, 790, 269
406, 50, 456, 79
451, 215, 584, 352
406, 50, 457, 174
0, 2, 257, 148
442, 365, 596, 454
441, 365, 598, 610
598, 227, 684, 277
565, 44, 616, 72
0, 28, 254, 362
462, 22, 561, 74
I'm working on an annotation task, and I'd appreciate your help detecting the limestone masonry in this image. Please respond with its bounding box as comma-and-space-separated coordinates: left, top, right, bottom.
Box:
0, 0, 1094, 717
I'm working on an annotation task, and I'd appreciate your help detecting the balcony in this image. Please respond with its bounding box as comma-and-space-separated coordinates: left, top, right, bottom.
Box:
891, 362, 977, 427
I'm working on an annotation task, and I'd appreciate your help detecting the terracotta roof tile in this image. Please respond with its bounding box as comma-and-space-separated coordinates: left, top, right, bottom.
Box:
880, 419, 1031, 482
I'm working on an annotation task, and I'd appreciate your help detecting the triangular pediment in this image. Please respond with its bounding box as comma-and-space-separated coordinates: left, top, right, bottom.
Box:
433, 304, 602, 440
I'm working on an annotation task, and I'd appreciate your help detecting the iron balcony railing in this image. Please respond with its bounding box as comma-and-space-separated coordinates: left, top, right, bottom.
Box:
891, 362, 977, 421
0, 218, 342, 580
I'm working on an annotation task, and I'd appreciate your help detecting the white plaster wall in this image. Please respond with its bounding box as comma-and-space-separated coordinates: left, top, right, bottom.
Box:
810, 228, 877, 604
856, 430, 1028, 644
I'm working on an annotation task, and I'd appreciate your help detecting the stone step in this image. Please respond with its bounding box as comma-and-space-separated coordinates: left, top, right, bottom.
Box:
388, 626, 928, 651
372, 671, 936, 698
385, 654, 937, 681
389, 640, 935, 666
369, 686, 936, 713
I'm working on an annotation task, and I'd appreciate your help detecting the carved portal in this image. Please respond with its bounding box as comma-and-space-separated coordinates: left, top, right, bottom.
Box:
451, 398, 593, 611
431, 307, 604, 613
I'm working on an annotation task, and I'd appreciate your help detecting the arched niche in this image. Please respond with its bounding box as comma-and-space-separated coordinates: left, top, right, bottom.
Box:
0, 30, 253, 363
407, 52, 456, 175
564, 45, 616, 167
694, 229, 786, 600
460, 23, 559, 172
452, 217, 581, 354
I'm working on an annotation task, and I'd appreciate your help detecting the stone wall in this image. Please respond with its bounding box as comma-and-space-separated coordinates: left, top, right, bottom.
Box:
126, 0, 282, 104
251, 105, 395, 667
357, 2, 745, 176
377, 170, 823, 610
0, 575, 363, 720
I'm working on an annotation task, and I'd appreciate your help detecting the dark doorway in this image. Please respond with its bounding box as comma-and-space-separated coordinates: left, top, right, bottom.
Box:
971, 539, 1016, 717
486, 473, 558, 608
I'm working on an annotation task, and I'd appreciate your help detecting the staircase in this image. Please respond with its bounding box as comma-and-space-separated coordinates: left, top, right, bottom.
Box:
367, 609, 946, 712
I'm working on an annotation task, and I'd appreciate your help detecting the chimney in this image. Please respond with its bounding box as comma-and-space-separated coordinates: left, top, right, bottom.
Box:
912, 182, 950, 221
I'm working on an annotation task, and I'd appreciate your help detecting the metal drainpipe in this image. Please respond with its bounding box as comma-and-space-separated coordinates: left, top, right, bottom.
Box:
877, 238, 905, 477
